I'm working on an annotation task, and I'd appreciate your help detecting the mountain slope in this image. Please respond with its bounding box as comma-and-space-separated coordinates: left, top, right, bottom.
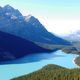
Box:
0, 31, 52, 62
0, 5, 71, 47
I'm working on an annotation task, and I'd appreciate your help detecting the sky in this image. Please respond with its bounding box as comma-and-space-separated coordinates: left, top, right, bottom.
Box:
0, 0, 80, 35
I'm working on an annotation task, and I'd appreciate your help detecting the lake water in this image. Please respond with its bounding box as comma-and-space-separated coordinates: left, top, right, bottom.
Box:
0, 50, 78, 80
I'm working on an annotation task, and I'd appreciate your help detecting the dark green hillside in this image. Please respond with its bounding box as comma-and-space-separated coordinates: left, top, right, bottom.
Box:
12, 64, 80, 80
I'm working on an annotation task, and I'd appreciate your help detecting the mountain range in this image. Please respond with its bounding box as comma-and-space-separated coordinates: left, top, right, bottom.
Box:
62, 31, 80, 53
0, 5, 72, 62
62, 30, 80, 42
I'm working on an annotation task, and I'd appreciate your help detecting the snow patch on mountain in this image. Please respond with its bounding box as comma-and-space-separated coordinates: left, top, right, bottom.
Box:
11, 15, 17, 20
24, 15, 32, 22
5, 12, 11, 16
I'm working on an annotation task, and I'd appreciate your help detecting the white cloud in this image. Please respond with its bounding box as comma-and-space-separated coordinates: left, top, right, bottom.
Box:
39, 18, 80, 35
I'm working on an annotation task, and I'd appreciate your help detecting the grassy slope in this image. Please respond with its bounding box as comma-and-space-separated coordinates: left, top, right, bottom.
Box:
12, 64, 80, 80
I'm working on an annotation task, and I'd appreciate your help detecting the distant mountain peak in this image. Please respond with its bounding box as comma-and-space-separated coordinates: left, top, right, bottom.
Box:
25, 15, 41, 26
24, 15, 37, 22
4, 5, 14, 10
2, 5, 22, 18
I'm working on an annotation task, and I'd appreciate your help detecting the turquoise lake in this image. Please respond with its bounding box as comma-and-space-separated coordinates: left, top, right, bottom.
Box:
0, 50, 78, 80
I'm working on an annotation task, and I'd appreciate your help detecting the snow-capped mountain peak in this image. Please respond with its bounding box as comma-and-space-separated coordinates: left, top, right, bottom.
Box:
24, 15, 35, 22
25, 15, 43, 27
0, 5, 71, 46
2, 5, 22, 18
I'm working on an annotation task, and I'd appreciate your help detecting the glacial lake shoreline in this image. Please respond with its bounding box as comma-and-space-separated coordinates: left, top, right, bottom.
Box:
73, 55, 80, 67
0, 50, 79, 80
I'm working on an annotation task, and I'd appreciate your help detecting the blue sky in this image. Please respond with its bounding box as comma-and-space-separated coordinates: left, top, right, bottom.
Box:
0, 0, 80, 35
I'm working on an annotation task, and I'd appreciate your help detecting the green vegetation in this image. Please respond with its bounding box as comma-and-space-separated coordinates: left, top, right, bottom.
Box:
12, 64, 80, 80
